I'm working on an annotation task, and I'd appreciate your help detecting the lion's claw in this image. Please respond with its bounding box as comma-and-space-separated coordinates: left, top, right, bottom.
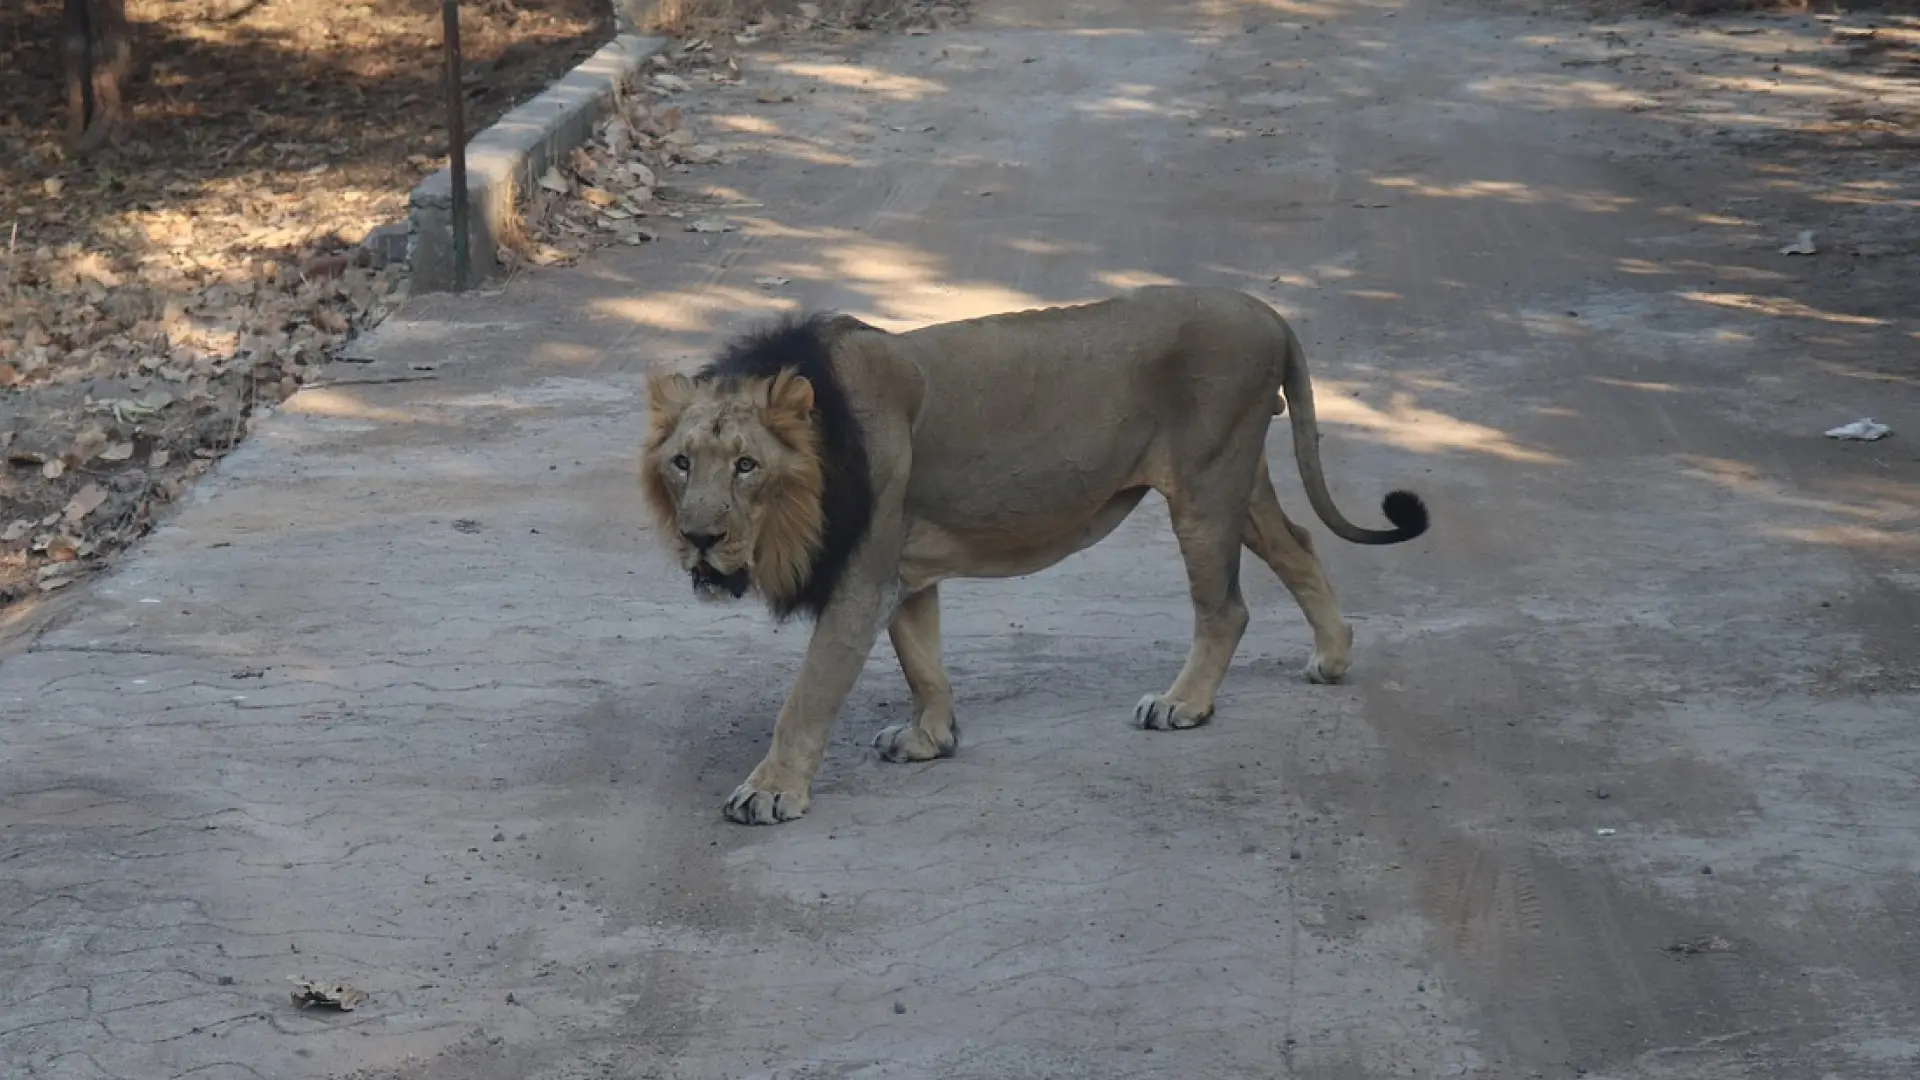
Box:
872, 717, 959, 763
723, 781, 810, 825
1134, 693, 1212, 731
1303, 652, 1349, 684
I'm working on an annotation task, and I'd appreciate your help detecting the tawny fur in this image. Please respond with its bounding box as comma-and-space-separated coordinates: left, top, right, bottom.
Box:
642, 369, 831, 610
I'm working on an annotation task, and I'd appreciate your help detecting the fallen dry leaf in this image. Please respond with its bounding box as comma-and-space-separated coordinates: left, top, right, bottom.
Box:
72, 425, 109, 463
302, 254, 352, 280
62, 484, 109, 525
290, 978, 369, 1011
1779, 230, 1818, 256
1666, 935, 1735, 956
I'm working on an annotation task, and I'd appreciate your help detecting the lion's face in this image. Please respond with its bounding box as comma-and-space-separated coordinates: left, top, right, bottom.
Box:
641, 368, 825, 604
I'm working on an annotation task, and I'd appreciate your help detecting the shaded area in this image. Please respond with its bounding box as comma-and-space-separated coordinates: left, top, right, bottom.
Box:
1, 0, 613, 185
0, 0, 615, 275
1496, 0, 1920, 389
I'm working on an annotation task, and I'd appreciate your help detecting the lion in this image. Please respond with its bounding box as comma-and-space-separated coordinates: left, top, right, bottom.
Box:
641, 285, 1428, 825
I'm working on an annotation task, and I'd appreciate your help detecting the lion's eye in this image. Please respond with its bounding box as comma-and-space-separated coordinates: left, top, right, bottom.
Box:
670, 454, 690, 472
735, 457, 759, 475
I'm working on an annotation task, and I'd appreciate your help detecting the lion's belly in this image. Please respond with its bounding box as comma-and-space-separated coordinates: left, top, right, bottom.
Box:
896, 488, 1151, 593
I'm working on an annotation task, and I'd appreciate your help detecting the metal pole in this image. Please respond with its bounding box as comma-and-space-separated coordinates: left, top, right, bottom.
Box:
442, 0, 469, 291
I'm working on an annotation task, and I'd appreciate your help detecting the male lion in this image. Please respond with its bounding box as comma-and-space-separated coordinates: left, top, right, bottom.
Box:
641, 285, 1428, 825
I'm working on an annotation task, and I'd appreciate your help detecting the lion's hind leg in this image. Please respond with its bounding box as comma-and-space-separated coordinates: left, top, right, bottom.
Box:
873, 584, 960, 762
1135, 482, 1255, 732
1243, 457, 1355, 683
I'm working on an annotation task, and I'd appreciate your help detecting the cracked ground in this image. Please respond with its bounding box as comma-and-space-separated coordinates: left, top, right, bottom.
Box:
3, 0, 1919, 1077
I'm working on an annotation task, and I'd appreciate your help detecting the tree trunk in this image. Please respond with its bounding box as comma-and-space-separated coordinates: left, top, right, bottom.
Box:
61, 0, 134, 153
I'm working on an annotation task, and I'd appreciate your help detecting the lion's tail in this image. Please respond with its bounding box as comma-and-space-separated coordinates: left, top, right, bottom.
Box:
1277, 323, 1429, 546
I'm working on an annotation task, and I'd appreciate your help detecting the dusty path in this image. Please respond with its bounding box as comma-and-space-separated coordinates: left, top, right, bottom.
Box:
4, 0, 1919, 1077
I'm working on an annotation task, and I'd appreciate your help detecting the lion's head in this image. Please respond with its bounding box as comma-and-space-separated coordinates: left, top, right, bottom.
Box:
640, 316, 875, 620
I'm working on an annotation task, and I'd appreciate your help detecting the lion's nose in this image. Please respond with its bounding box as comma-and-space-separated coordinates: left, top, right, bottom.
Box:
681, 529, 726, 552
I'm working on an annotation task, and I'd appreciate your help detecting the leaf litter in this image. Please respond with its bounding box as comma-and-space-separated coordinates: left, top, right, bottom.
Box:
508, 0, 973, 268
2, 0, 971, 610
0, 0, 616, 610
289, 977, 370, 1011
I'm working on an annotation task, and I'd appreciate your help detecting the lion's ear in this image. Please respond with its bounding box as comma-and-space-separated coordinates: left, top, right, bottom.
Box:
765, 371, 815, 418
646, 369, 694, 416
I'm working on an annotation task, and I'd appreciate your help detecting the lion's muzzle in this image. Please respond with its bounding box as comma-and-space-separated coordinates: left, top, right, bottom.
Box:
678, 527, 750, 598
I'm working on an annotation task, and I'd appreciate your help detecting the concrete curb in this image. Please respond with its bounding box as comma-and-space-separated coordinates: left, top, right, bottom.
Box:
408, 32, 667, 293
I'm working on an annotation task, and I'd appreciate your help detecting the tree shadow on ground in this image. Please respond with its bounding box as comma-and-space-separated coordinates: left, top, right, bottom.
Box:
520, 0, 1920, 563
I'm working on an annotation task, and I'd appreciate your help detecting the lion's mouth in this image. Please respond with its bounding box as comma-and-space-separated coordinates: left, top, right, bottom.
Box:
690, 561, 751, 599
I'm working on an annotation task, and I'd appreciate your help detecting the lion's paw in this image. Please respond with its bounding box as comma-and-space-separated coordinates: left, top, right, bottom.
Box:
723, 779, 810, 825
1306, 624, 1355, 684
1134, 694, 1213, 731
1304, 651, 1350, 685
872, 717, 959, 763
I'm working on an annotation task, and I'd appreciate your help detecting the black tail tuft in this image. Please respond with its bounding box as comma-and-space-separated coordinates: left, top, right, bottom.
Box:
1381, 490, 1429, 542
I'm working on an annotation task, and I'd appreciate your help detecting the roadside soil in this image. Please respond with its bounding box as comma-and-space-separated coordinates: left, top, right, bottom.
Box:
0, 0, 956, 612
0, 0, 615, 606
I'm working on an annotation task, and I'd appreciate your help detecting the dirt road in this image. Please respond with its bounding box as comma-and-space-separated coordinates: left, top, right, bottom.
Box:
4, 0, 1918, 1077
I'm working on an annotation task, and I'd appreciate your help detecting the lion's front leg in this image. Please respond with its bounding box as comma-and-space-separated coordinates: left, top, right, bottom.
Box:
725, 584, 892, 824
723, 468, 924, 827
873, 584, 959, 763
